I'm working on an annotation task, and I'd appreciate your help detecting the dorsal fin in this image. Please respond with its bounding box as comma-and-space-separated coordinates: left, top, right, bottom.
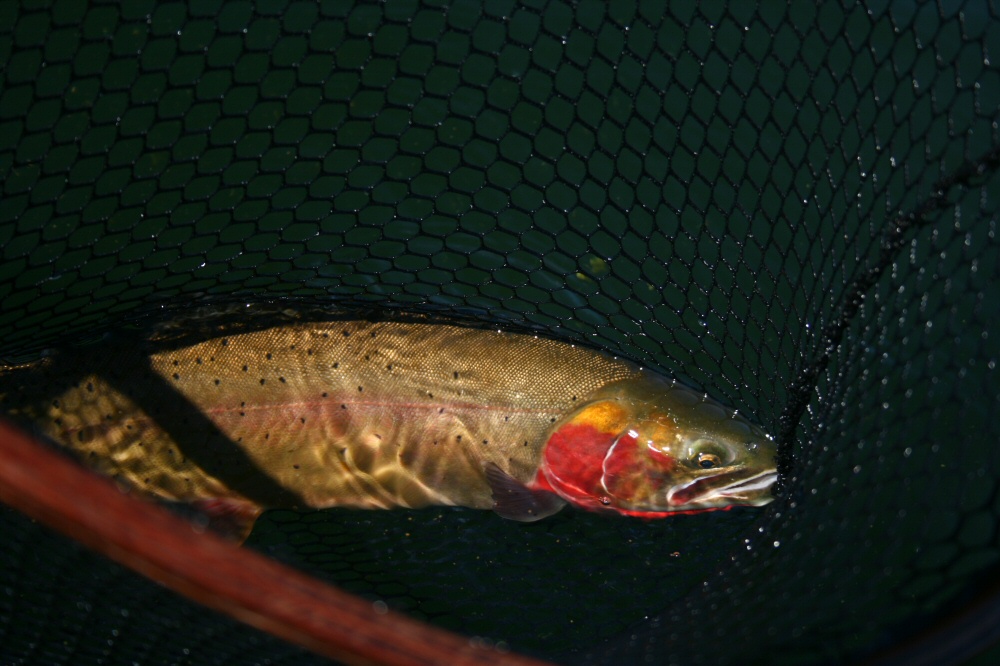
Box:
484, 462, 566, 522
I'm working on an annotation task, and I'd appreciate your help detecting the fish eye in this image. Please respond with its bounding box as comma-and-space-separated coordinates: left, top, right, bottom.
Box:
696, 452, 722, 469
687, 439, 733, 469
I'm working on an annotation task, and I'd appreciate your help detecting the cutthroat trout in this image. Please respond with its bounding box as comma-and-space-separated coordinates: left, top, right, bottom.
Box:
0, 321, 777, 539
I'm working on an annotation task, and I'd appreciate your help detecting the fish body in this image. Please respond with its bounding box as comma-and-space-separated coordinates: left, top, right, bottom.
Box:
0, 321, 777, 534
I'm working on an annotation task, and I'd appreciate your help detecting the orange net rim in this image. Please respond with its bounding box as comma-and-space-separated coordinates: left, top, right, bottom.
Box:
0, 416, 554, 666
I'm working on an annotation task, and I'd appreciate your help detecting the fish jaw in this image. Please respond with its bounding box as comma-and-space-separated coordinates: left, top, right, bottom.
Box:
664, 467, 779, 511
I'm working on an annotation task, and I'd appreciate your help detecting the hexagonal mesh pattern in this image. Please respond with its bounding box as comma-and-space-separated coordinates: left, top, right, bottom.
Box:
1, 2, 999, 665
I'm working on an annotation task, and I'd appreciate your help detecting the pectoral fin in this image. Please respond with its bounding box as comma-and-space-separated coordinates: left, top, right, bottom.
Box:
484, 462, 566, 522
186, 498, 263, 543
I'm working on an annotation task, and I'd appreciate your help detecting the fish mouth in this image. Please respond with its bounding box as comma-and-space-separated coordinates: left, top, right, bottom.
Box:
667, 468, 778, 508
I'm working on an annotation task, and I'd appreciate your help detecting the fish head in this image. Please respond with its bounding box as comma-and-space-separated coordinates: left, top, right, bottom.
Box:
538, 375, 777, 516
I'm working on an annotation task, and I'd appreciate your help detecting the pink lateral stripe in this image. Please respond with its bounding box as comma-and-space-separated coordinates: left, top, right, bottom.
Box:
54, 394, 556, 438
200, 396, 558, 416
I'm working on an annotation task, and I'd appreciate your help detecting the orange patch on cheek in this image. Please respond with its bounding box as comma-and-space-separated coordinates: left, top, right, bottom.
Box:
572, 400, 630, 433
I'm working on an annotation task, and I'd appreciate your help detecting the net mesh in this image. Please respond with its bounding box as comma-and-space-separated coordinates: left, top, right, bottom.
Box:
1, 1, 999, 664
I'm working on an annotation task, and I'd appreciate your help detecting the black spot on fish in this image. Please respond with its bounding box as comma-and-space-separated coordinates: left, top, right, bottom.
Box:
172, 373, 180, 380
214, 379, 220, 385
307, 349, 313, 355
260, 378, 266, 385
375, 434, 382, 440
221, 339, 228, 346
482, 440, 488, 445
438, 408, 444, 414
265, 433, 270, 440
572, 395, 577, 401
290, 344, 296, 350
239, 411, 245, 416
550, 417, 556, 423
504, 416, 509, 421
358, 386, 363, 392
196, 358, 202, 365
279, 377, 286, 383
293, 464, 300, 469
322, 332, 329, 338
370, 331, 376, 338
523, 441, 529, 446
322, 392, 328, 398
172, 360, 179, 366
386, 364, 392, 370
341, 404, 347, 409
333, 362, 339, 369
52, 399, 59, 408
266, 353, 272, 360
300, 417, 306, 424
456, 435, 462, 441
86, 382, 94, 392
240, 401, 246, 407
342, 330, 350, 337
453, 371, 459, 379
364, 354, 370, 361
242, 365, 248, 372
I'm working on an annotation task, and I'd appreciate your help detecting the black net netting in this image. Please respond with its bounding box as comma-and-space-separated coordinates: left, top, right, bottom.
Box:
2, 1, 999, 665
